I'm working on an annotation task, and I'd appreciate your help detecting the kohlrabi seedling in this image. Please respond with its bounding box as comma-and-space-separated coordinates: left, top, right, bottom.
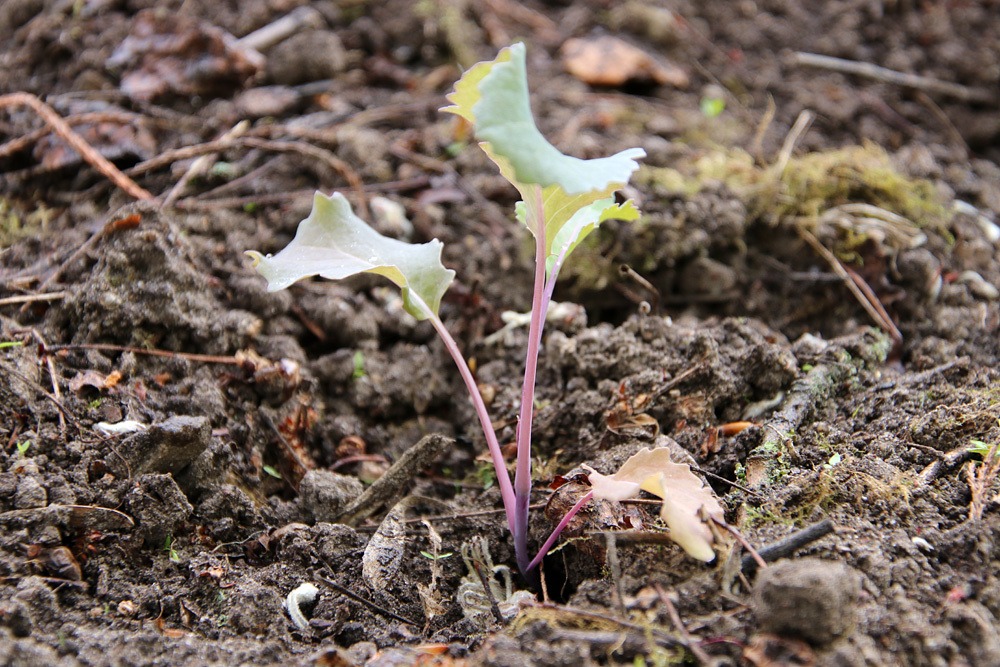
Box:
249, 44, 723, 575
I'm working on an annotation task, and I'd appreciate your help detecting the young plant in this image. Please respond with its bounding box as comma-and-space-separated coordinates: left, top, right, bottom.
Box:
248, 43, 644, 575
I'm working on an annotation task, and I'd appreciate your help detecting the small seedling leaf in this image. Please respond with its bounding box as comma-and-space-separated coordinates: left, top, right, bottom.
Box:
444, 43, 644, 195
247, 192, 455, 321
546, 198, 640, 275
444, 43, 644, 266
969, 439, 998, 459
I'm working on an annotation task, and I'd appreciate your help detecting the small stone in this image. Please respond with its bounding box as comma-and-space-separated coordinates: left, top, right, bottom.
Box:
124, 416, 211, 475
752, 558, 861, 645
13, 476, 47, 509
123, 474, 194, 546
678, 257, 738, 296
266, 30, 346, 85
0, 599, 33, 637
299, 470, 364, 523
235, 86, 303, 118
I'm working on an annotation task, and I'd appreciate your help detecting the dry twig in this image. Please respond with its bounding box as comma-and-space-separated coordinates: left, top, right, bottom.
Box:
31, 329, 65, 434
740, 518, 836, 575
655, 584, 712, 665
792, 52, 995, 104
798, 227, 903, 344
127, 135, 368, 217
774, 109, 814, 175
0, 92, 153, 200
161, 121, 249, 208
0, 292, 66, 307
967, 442, 999, 523
45, 341, 243, 365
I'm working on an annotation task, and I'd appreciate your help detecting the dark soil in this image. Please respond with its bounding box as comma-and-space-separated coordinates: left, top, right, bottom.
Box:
2, 1, 999, 665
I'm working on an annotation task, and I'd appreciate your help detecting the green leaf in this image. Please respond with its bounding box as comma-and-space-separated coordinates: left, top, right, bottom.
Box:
443, 43, 644, 266
247, 192, 455, 321
444, 43, 644, 196
352, 350, 366, 380
700, 96, 725, 118
969, 439, 998, 459
546, 198, 640, 275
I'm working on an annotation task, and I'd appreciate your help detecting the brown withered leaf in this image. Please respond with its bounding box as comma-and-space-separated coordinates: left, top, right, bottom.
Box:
68, 369, 122, 395
108, 10, 263, 102
744, 633, 816, 667
587, 447, 725, 562
561, 36, 689, 88
35, 116, 156, 171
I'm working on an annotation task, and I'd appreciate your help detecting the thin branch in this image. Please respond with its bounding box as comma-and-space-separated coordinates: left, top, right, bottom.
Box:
471, 558, 506, 625
792, 52, 995, 104
0, 292, 66, 307
798, 228, 903, 343
774, 109, 814, 175
529, 601, 680, 644
655, 584, 712, 665
32, 329, 65, 434
45, 342, 243, 365
740, 518, 836, 575
391, 502, 548, 526
3, 361, 77, 427
161, 121, 249, 208
711, 517, 766, 571
173, 177, 431, 211
0, 110, 142, 160
315, 575, 418, 626
0, 92, 153, 200
127, 136, 368, 217
967, 442, 999, 523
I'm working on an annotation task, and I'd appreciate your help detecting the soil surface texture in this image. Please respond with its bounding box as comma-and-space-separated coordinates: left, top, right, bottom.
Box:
1, 1, 999, 666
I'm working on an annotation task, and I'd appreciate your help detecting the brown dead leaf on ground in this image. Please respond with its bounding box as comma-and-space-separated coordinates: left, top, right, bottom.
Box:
561, 35, 688, 88
107, 10, 263, 103
586, 447, 725, 562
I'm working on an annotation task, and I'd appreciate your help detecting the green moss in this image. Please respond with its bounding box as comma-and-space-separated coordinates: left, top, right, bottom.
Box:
0, 198, 55, 248
639, 142, 949, 229
741, 504, 793, 528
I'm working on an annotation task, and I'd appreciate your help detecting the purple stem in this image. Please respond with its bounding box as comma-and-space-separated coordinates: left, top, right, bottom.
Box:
423, 305, 516, 535
513, 186, 548, 574
526, 490, 594, 571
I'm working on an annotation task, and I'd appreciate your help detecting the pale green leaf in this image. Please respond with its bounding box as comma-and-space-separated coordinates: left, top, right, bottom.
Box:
443, 43, 644, 265
546, 198, 640, 275
246, 192, 454, 321
443, 43, 644, 196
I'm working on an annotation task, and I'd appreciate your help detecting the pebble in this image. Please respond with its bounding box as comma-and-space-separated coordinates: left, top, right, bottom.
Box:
752, 558, 862, 645
299, 469, 364, 523
124, 416, 211, 475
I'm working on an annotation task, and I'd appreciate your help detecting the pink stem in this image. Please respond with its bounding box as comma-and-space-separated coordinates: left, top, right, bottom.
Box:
424, 307, 516, 534
527, 490, 594, 571
513, 185, 548, 573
